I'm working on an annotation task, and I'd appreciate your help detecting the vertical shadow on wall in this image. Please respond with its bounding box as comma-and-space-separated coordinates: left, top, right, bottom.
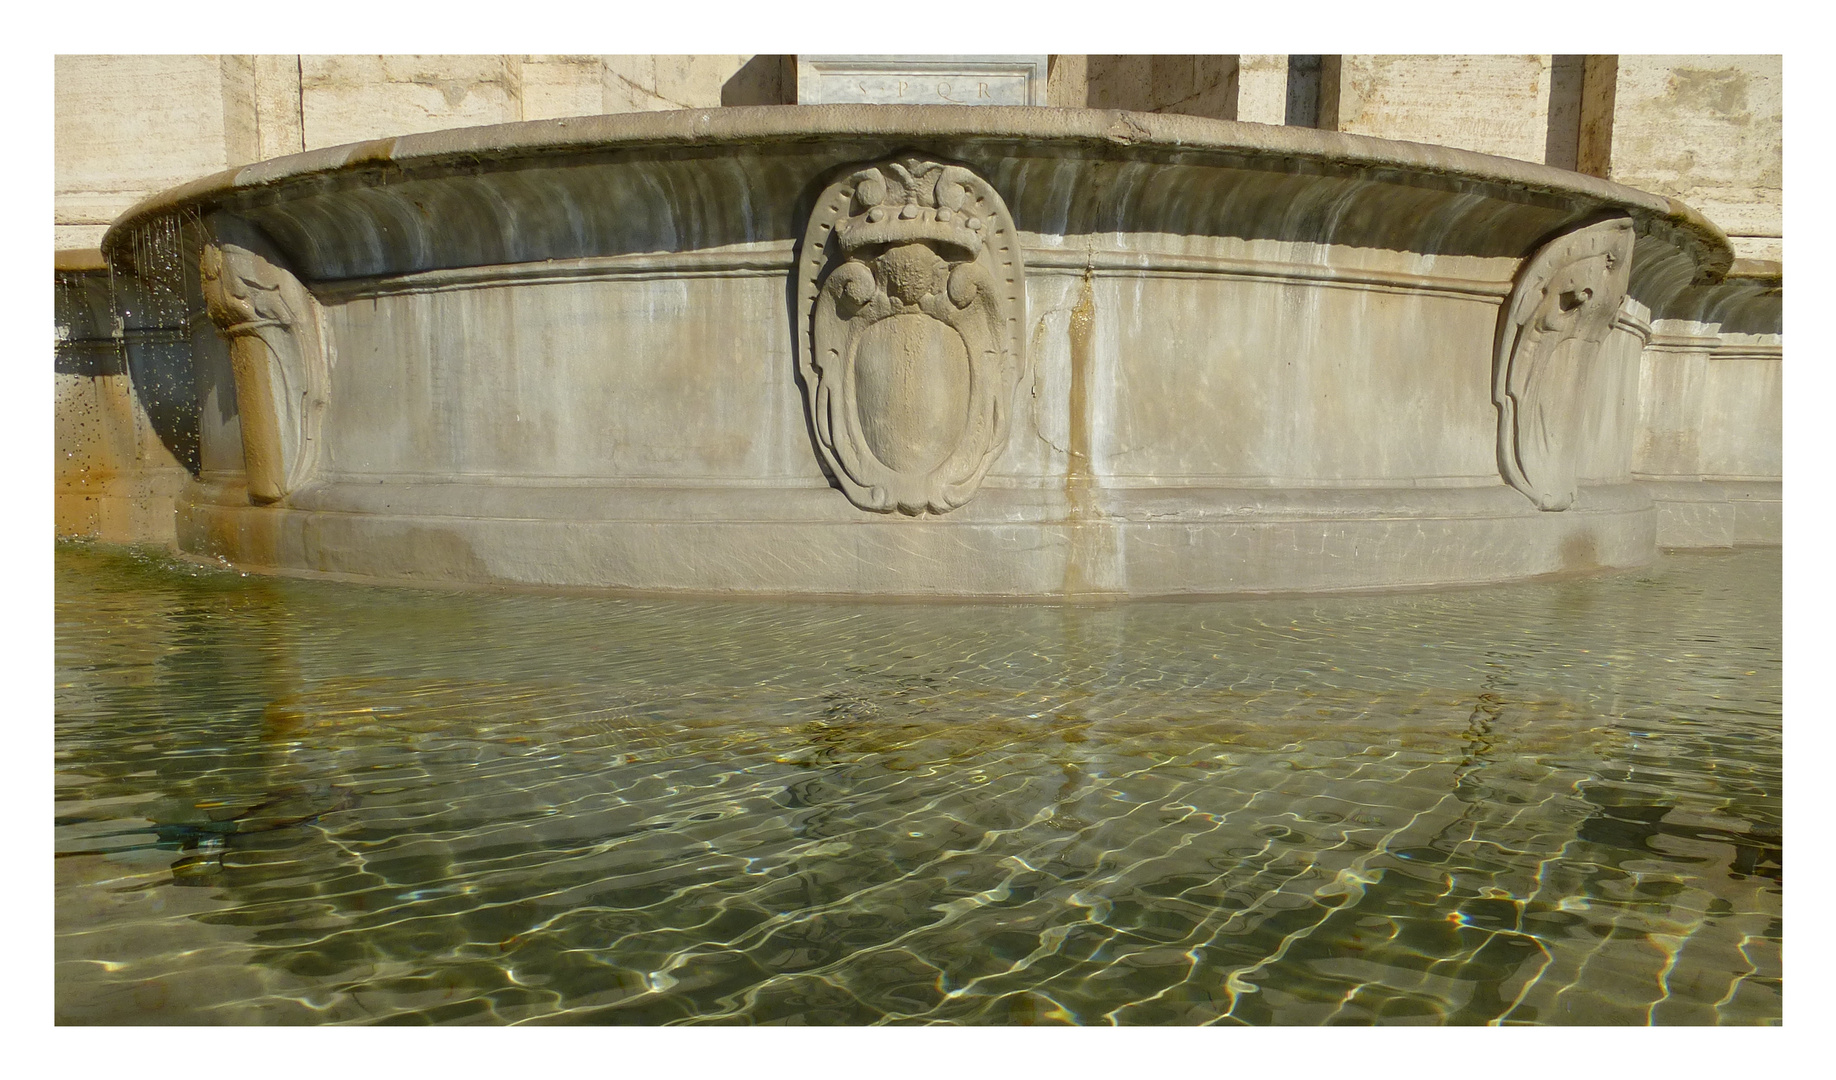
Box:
1545, 55, 1586, 172
1285, 56, 1323, 128
55, 267, 126, 378
722, 56, 794, 106
107, 210, 207, 475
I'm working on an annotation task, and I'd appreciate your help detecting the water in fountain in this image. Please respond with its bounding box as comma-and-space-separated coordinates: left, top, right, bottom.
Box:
55, 542, 1781, 1025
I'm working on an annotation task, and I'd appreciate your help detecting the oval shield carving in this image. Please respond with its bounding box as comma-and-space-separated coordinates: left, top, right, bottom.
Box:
795, 155, 1026, 515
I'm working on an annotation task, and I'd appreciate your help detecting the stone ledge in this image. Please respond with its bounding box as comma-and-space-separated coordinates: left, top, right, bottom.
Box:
179, 478, 1657, 598
1637, 479, 1781, 549
54, 247, 107, 272
274, 477, 1649, 524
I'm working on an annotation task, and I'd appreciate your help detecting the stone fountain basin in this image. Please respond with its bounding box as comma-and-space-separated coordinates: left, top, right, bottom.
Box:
102, 105, 1737, 597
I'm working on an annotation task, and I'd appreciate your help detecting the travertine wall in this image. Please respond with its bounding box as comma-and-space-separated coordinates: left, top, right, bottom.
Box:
56, 54, 1784, 253
1055, 54, 1784, 268
1328, 55, 1556, 164
1086, 56, 1240, 118
55, 258, 188, 542
55, 55, 771, 250
1599, 55, 1782, 262
54, 370, 187, 543
57, 56, 245, 251
1068, 55, 1285, 124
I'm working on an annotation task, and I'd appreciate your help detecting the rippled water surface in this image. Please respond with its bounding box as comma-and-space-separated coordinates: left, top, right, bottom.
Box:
54, 542, 1782, 1025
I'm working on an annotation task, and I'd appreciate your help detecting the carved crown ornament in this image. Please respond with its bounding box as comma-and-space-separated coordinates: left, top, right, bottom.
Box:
1493, 217, 1636, 512
795, 155, 1027, 515
200, 240, 329, 505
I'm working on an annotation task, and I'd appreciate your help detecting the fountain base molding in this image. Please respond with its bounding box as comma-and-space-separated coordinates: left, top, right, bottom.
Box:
176, 478, 1657, 596
1641, 480, 1781, 550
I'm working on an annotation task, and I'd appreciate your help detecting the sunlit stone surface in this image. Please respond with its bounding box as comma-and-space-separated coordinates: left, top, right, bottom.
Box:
86, 106, 1776, 596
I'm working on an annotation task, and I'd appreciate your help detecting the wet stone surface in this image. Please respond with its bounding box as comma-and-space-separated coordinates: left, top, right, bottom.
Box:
54, 541, 1781, 1025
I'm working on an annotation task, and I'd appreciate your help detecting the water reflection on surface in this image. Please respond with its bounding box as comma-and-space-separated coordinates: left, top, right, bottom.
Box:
54, 542, 1781, 1025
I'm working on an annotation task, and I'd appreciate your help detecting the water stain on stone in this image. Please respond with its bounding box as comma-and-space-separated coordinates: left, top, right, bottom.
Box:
1560, 531, 1600, 572
1665, 68, 1751, 120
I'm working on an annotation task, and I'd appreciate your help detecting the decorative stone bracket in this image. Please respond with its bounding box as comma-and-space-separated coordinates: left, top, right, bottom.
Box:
1494, 217, 1635, 511
201, 241, 329, 504
795, 154, 1026, 515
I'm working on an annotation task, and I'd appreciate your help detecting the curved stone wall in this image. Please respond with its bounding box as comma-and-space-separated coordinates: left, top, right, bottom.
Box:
101, 106, 1750, 596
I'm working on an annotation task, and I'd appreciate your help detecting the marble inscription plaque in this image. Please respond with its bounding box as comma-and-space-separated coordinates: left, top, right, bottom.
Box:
795, 56, 1047, 106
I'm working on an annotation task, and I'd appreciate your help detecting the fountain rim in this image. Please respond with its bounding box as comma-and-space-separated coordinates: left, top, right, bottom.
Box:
100, 103, 1734, 282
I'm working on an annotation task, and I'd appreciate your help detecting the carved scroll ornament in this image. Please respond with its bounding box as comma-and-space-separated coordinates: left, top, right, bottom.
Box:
1494, 217, 1635, 511
796, 155, 1026, 515
201, 242, 329, 504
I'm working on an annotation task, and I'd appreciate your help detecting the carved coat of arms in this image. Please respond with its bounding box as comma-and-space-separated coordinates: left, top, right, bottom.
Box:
795, 155, 1026, 515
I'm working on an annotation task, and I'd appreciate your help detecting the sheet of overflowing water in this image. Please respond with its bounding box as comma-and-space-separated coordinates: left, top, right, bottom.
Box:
54, 542, 1781, 1025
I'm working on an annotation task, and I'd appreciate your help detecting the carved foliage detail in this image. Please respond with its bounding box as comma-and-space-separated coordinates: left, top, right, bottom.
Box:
1494, 218, 1635, 512
796, 155, 1026, 514
201, 242, 328, 504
